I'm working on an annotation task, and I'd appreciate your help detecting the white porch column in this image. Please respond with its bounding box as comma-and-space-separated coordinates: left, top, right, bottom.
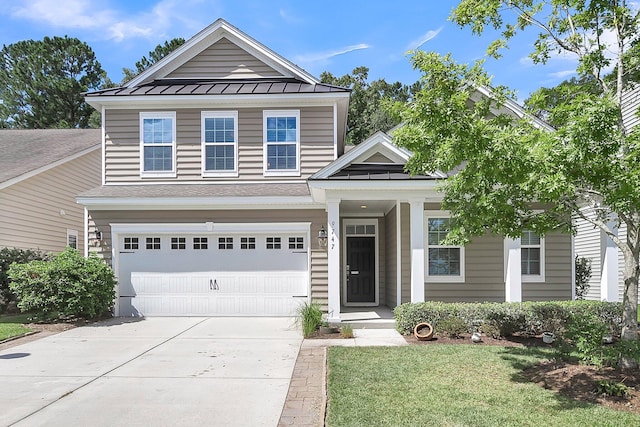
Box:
326, 199, 341, 322
600, 227, 619, 302
409, 198, 425, 303
504, 237, 522, 302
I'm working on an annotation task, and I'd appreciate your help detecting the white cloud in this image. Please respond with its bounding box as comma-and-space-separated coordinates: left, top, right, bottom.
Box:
9, 0, 208, 42
406, 27, 443, 51
279, 8, 303, 24
548, 69, 575, 79
293, 44, 370, 66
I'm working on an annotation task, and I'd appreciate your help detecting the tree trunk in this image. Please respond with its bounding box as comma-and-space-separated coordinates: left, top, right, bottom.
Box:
620, 242, 639, 370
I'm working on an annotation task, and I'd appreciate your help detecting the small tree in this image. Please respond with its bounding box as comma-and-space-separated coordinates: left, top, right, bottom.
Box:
8, 247, 116, 319
0, 248, 50, 309
575, 256, 592, 300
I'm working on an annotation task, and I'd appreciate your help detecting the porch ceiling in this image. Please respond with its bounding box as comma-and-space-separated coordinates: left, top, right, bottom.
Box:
340, 200, 395, 216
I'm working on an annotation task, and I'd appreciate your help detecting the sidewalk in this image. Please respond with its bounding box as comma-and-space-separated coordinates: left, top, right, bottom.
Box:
278, 329, 406, 426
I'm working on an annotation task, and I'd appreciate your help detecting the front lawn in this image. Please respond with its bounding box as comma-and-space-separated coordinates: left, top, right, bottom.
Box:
0, 314, 32, 341
326, 345, 640, 427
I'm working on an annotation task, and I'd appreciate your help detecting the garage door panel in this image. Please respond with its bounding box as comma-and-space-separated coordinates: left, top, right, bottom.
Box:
118, 230, 310, 317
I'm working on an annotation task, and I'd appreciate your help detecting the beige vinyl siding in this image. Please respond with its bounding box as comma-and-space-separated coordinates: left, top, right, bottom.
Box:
87, 208, 327, 301
0, 149, 100, 253
104, 106, 335, 183
166, 38, 284, 79
400, 203, 411, 303
425, 233, 505, 302
522, 232, 572, 301
364, 153, 394, 163
385, 205, 398, 308
574, 217, 602, 300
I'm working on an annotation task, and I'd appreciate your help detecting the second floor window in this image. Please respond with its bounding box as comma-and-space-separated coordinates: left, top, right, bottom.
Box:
202, 111, 238, 176
140, 112, 176, 177
263, 110, 300, 176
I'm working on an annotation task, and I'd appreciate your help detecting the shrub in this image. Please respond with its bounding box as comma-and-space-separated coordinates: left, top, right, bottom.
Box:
484, 303, 527, 337
8, 247, 116, 320
0, 247, 49, 309
340, 323, 354, 339
575, 256, 592, 300
437, 317, 468, 338
561, 313, 611, 367
296, 302, 323, 338
596, 380, 629, 397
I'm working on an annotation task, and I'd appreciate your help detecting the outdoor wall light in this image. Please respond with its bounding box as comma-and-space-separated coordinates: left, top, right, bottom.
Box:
318, 225, 328, 249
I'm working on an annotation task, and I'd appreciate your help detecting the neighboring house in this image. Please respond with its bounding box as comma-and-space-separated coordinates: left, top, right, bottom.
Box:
78, 19, 573, 320
0, 129, 101, 254
574, 87, 640, 302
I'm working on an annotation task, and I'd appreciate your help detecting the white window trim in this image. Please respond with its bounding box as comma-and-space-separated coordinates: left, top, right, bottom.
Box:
66, 229, 78, 249
522, 231, 545, 283
140, 112, 177, 178
424, 211, 465, 283
263, 110, 301, 177
201, 111, 239, 177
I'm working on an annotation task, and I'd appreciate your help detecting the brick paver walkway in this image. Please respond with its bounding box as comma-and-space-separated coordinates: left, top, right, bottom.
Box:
278, 346, 326, 426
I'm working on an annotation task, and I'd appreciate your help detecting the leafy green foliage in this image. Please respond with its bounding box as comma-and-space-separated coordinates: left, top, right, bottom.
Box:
0, 248, 50, 309
8, 248, 115, 320
296, 302, 323, 338
437, 316, 468, 338
121, 38, 185, 84
394, 301, 623, 338
596, 380, 629, 398
561, 314, 611, 367
0, 36, 106, 128
575, 256, 593, 300
320, 66, 419, 144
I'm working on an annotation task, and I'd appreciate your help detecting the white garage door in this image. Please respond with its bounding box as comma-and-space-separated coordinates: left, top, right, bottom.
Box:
115, 228, 309, 316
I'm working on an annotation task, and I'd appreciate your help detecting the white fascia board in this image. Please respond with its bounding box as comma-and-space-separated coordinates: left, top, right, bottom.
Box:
111, 221, 311, 235
85, 92, 349, 110
473, 86, 555, 132
310, 131, 411, 179
308, 179, 440, 192
126, 19, 318, 87
0, 144, 101, 191
77, 196, 322, 210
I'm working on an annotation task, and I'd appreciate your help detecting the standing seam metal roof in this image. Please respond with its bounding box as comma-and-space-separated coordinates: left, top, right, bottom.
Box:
86, 79, 350, 97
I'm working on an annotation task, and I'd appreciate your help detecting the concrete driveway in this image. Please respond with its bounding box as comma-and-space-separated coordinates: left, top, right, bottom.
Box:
0, 317, 302, 427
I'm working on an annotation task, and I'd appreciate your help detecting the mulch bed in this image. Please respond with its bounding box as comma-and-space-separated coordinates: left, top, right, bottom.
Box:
406, 332, 640, 415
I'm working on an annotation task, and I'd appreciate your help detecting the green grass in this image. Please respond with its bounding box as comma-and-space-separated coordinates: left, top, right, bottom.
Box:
0, 314, 33, 341
326, 345, 640, 427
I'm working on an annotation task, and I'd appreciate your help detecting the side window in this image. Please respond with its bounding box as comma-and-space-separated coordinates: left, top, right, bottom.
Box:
202, 111, 238, 177
67, 229, 78, 249
425, 215, 465, 282
263, 110, 300, 176
521, 230, 545, 282
140, 112, 176, 177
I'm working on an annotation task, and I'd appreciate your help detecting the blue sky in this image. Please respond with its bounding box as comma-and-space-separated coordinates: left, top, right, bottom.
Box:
0, 0, 582, 103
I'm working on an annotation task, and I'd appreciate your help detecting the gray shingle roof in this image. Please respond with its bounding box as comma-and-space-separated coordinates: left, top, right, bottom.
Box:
86, 78, 349, 97
0, 129, 101, 184
78, 183, 310, 198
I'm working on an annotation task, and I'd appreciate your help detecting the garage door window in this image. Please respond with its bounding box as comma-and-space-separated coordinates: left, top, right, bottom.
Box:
171, 237, 186, 250
289, 237, 304, 249
218, 237, 233, 249
124, 237, 139, 250
146, 237, 161, 250
241, 237, 256, 249
193, 237, 208, 250
267, 237, 281, 249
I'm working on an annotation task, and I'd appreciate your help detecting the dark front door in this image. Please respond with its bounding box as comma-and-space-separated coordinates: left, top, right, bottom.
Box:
346, 236, 376, 303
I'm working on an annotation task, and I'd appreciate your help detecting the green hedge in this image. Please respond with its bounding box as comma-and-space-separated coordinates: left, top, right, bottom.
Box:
0, 247, 50, 308
8, 247, 116, 320
394, 300, 623, 337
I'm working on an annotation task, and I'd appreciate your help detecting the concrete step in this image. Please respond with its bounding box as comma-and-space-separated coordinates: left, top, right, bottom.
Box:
341, 319, 396, 330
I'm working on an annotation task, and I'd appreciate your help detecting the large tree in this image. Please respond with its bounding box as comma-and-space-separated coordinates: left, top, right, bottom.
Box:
0, 36, 105, 129
393, 1, 640, 368
121, 38, 185, 84
321, 67, 419, 144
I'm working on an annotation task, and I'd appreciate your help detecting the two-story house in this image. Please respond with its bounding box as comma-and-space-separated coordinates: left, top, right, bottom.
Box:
79, 19, 573, 321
